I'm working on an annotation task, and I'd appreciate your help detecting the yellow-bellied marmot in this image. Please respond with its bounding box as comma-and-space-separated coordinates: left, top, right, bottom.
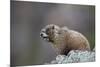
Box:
40, 24, 90, 55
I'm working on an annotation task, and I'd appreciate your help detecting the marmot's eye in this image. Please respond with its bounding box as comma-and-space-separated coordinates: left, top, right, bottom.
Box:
52, 26, 55, 29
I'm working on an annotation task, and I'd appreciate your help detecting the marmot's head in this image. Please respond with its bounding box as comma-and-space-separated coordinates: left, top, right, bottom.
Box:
40, 24, 60, 43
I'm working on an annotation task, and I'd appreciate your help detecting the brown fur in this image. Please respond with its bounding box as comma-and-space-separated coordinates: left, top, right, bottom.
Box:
40, 24, 90, 55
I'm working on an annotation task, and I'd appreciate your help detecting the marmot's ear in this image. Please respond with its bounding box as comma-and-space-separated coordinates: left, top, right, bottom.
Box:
52, 25, 55, 29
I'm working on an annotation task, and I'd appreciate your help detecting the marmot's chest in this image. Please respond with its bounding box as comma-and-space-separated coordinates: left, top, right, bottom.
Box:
53, 33, 68, 50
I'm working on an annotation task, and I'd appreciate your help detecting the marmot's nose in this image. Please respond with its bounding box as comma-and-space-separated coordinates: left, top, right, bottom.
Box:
40, 33, 43, 37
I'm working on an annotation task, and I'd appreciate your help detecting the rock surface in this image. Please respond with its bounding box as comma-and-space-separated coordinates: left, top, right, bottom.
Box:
46, 50, 95, 64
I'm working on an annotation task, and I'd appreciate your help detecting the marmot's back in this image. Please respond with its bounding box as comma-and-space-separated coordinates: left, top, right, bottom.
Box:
54, 29, 90, 55
66, 30, 90, 51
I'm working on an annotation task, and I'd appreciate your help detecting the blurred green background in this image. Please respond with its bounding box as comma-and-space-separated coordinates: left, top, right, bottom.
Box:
11, 1, 95, 66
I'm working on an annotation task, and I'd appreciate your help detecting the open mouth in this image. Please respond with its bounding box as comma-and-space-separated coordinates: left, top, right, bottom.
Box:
42, 36, 49, 41
40, 33, 49, 40
43, 36, 48, 39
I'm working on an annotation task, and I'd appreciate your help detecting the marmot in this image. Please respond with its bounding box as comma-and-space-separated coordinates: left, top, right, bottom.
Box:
40, 24, 90, 55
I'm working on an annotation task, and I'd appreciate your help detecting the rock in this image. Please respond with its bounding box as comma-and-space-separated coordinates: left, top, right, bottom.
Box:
49, 50, 95, 64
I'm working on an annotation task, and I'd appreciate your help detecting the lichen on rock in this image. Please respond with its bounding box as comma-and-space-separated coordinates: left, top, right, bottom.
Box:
47, 50, 95, 64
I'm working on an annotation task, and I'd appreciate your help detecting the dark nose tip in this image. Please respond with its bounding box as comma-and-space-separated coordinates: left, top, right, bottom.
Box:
40, 33, 43, 37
